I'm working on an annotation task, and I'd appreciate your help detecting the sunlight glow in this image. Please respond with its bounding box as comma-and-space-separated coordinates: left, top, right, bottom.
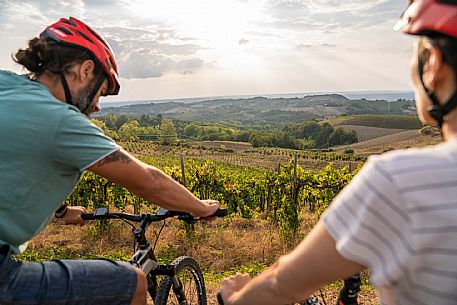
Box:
128, 0, 268, 67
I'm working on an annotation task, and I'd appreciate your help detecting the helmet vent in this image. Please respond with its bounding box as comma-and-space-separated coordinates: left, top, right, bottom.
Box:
57, 27, 73, 35
76, 30, 94, 43
62, 19, 77, 26
85, 26, 109, 48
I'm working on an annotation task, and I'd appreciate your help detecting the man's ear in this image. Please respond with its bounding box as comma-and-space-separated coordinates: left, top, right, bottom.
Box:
422, 43, 444, 91
79, 60, 95, 82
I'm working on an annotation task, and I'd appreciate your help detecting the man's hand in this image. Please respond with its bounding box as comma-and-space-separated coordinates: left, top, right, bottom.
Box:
60, 206, 87, 225
194, 199, 220, 218
220, 274, 252, 305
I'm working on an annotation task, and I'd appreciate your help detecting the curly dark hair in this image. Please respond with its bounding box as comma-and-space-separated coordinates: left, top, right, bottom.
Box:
13, 37, 104, 78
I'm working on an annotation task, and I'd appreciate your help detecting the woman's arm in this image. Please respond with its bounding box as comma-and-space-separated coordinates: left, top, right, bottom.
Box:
221, 221, 365, 305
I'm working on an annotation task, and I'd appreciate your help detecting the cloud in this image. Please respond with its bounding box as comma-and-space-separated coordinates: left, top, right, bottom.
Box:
239, 38, 249, 45
121, 51, 205, 78
262, 0, 404, 32
82, 0, 128, 7
100, 26, 207, 79
176, 58, 205, 75
297, 42, 336, 49
121, 51, 173, 78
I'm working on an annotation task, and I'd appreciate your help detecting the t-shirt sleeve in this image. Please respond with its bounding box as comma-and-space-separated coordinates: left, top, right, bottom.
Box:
52, 110, 120, 171
322, 156, 410, 288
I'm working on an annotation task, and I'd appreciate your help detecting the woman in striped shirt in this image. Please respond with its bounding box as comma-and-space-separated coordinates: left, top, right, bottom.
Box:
219, 1, 457, 305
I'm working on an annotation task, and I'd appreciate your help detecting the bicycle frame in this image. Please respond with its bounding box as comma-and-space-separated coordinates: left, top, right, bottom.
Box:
82, 206, 227, 304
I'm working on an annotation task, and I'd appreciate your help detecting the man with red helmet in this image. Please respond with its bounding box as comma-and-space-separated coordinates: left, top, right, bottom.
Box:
218, 1, 457, 304
0, 17, 219, 305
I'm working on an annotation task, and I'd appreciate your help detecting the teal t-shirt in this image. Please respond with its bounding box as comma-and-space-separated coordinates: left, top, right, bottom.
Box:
0, 70, 120, 253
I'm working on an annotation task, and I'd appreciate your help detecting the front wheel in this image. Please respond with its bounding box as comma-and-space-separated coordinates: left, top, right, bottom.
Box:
154, 256, 207, 305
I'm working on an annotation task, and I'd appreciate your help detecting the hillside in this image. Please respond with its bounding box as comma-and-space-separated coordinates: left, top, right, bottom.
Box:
99, 94, 416, 127
334, 132, 442, 156
327, 114, 422, 129
339, 125, 406, 141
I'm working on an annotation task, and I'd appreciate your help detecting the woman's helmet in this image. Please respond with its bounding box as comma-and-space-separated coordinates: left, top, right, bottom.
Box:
395, 0, 457, 38
41, 17, 120, 96
396, 0, 457, 128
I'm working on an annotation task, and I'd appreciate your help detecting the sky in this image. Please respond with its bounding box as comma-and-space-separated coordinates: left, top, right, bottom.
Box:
0, 0, 416, 102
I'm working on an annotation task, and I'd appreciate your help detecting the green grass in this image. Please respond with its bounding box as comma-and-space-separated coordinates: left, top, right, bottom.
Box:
13, 246, 131, 262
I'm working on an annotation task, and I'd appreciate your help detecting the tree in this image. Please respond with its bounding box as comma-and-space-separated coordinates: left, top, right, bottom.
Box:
104, 114, 117, 130
115, 114, 130, 130
119, 120, 142, 141
184, 123, 200, 138
91, 118, 119, 140
160, 119, 178, 145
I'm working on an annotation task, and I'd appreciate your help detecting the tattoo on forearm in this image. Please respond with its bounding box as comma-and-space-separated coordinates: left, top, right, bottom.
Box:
97, 150, 132, 166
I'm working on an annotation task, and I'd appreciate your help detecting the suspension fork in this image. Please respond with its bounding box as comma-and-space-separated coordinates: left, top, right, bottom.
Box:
171, 275, 188, 305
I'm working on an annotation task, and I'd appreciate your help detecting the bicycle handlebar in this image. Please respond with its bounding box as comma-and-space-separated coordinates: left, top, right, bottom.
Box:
81, 208, 228, 223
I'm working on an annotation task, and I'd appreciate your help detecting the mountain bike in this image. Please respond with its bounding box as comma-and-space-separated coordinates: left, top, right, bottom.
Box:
299, 274, 361, 305
82, 206, 227, 305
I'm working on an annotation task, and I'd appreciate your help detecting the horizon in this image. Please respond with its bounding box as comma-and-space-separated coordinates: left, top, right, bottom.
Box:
100, 89, 415, 107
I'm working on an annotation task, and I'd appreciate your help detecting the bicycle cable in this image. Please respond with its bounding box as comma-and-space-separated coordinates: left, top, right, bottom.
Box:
152, 220, 166, 252
318, 289, 328, 305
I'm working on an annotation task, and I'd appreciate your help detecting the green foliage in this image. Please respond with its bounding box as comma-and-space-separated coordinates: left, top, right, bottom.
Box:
204, 262, 269, 284
91, 118, 119, 140
159, 119, 178, 145
183, 123, 253, 142
119, 120, 142, 141
67, 153, 360, 241
344, 147, 354, 154
250, 121, 357, 150
66, 171, 150, 211
13, 246, 130, 262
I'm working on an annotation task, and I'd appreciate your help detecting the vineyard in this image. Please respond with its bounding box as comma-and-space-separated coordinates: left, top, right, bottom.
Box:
67, 142, 363, 240
120, 140, 365, 173
21, 140, 378, 304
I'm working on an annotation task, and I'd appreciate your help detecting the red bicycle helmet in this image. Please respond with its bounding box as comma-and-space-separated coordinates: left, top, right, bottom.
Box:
395, 0, 457, 38
396, 0, 457, 128
41, 17, 120, 96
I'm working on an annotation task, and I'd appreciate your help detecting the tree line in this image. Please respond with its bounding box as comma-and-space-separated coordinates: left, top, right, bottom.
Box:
94, 114, 357, 149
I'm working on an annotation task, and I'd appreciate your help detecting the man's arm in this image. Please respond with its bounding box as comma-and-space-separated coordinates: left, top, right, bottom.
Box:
88, 149, 219, 217
220, 221, 365, 305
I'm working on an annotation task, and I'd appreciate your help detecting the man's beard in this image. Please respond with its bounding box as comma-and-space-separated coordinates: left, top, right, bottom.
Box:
74, 81, 97, 116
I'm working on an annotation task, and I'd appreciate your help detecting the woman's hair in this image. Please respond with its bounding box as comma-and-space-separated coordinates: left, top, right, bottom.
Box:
419, 34, 457, 79
13, 37, 105, 78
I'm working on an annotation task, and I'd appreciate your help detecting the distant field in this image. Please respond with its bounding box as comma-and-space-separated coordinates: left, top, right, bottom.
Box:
339, 125, 406, 141
328, 115, 422, 129
347, 130, 421, 149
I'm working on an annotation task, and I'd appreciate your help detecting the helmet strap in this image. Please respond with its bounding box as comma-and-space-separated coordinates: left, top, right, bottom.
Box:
81, 74, 106, 115
53, 48, 74, 106
60, 73, 74, 106
418, 55, 457, 130
418, 56, 445, 128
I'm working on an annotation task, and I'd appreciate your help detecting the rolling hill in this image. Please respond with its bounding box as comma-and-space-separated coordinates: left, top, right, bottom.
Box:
98, 94, 416, 127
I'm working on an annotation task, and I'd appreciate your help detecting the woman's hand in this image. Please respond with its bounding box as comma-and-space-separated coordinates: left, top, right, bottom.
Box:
219, 274, 252, 305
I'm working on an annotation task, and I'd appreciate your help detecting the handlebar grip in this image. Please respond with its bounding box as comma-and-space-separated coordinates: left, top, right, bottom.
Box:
213, 208, 228, 217
217, 292, 225, 305
81, 213, 97, 220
